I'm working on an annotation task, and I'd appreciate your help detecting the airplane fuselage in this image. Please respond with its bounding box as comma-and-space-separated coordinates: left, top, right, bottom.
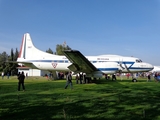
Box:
18, 55, 153, 74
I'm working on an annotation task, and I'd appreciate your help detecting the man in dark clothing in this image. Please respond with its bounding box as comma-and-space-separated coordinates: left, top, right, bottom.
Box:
79, 73, 83, 84
147, 74, 151, 82
18, 71, 25, 91
64, 72, 73, 89
112, 74, 116, 81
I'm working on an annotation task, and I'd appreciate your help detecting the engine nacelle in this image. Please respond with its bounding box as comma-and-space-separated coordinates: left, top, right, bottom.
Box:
93, 62, 120, 74
87, 71, 103, 78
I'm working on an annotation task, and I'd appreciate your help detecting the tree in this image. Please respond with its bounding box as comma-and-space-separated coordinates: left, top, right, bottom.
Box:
46, 48, 55, 54
0, 48, 19, 76
56, 44, 72, 55
0, 51, 8, 74
11, 48, 14, 61
14, 48, 19, 61
11, 48, 19, 75
4, 49, 14, 75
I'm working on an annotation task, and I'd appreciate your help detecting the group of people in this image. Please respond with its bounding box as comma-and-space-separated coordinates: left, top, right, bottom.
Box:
153, 72, 160, 82
1, 72, 10, 79
75, 73, 86, 84
105, 74, 117, 81
4, 70, 160, 92
18, 71, 73, 90
65, 72, 89, 88
2, 70, 160, 92
140, 72, 160, 82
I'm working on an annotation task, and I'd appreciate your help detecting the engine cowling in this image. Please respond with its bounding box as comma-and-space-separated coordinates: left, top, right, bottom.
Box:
87, 71, 103, 78
93, 62, 120, 74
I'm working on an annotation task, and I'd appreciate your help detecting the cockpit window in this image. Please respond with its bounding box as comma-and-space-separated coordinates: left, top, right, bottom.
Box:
136, 59, 142, 63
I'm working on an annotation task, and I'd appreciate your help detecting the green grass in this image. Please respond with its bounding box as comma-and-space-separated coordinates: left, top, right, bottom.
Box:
0, 76, 160, 120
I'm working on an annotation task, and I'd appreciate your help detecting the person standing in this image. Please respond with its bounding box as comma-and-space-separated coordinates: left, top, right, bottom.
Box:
7, 72, 10, 79
64, 72, 73, 89
147, 73, 151, 82
17, 72, 20, 77
1, 72, 4, 79
112, 74, 116, 81
79, 72, 83, 84
26, 73, 28, 79
18, 71, 25, 91
126, 73, 130, 79
76, 74, 79, 84
105, 74, 108, 80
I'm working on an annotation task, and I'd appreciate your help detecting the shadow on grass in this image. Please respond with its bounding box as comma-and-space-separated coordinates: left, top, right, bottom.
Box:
1, 78, 160, 120
2, 92, 160, 120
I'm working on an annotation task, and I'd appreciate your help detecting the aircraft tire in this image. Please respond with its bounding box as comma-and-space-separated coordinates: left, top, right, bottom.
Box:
132, 78, 137, 82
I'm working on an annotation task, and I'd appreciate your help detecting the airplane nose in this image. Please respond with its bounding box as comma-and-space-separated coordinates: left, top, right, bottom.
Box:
147, 63, 154, 70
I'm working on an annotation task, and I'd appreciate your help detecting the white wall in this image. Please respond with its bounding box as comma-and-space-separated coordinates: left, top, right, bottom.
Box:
18, 68, 51, 76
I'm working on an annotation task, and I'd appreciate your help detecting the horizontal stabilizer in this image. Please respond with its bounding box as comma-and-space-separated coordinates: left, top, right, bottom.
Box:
7, 60, 38, 69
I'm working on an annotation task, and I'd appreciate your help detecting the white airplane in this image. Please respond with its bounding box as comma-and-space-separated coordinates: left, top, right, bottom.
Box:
17, 33, 154, 80
151, 66, 160, 73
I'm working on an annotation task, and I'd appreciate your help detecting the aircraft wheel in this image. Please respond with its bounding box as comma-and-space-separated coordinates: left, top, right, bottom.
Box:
132, 78, 137, 82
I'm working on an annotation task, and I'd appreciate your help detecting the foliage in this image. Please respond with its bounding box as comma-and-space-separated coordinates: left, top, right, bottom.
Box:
0, 52, 7, 71
46, 48, 55, 54
0, 49, 18, 76
56, 44, 72, 55
45, 43, 72, 55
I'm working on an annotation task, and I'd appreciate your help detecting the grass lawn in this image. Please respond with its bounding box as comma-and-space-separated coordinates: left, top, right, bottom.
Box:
0, 76, 160, 120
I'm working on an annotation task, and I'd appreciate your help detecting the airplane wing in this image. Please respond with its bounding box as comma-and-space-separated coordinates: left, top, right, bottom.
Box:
7, 61, 38, 69
63, 50, 98, 73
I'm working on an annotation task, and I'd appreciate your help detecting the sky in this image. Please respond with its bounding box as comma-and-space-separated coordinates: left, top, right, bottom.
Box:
0, 0, 160, 65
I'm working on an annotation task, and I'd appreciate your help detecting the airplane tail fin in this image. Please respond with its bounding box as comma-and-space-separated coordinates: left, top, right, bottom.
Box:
18, 33, 54, 60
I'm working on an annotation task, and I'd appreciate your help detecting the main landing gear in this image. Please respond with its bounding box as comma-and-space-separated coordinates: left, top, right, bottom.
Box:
132, 78, 137, 82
